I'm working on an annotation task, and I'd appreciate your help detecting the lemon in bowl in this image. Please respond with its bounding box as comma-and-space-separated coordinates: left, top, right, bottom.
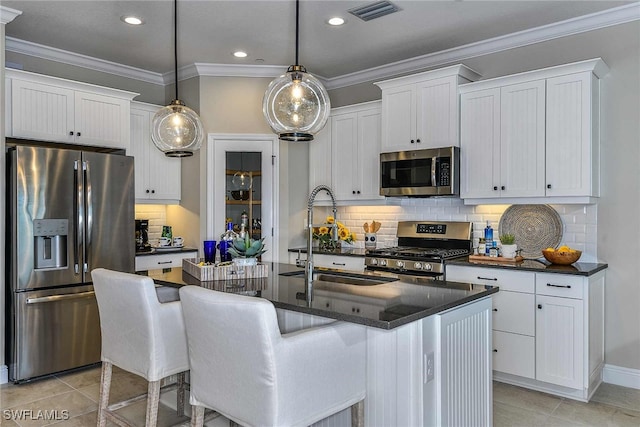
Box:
542, 246, 582, 265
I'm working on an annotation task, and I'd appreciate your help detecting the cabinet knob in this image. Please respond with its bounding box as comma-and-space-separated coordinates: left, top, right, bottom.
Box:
416, 139, 421, 143
547, 184, 552, 189
537, 304, 543, 309
69, 131, 74, 136
352, 190, 356, 194
493, 349, 498, 352
357, 190, 361, 194
492, 308, 498, 312
493, 186, 498, 191
151, 190, 155, 194
501, 186, 505, 190
146, 190, 150, 194
76, 132, 81, 137
410, 139, 415, 144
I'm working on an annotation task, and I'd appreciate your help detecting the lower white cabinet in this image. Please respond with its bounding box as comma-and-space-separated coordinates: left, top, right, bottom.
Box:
135, 251, 197, 272
446, 264, 605, 401
288, 252, 365, 272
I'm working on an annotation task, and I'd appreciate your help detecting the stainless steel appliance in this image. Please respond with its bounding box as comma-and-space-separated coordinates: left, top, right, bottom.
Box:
6, 144, 135, 382
135, 219, 151, 253
380, 147, 459, 197
365, 221, 471, 279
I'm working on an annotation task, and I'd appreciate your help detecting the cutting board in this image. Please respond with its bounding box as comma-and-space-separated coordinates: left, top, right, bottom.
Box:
468, 254, 524, 264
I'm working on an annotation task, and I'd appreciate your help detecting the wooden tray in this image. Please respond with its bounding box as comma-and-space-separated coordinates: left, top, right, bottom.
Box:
182, 258, 268, 281
468, 254, 524, 264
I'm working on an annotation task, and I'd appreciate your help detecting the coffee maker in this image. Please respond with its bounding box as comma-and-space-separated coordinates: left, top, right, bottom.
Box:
135, 219, 151, 252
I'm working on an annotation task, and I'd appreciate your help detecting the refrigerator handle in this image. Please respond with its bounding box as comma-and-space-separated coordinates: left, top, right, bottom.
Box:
73, 160, 81, 274
83, 160, 92, 274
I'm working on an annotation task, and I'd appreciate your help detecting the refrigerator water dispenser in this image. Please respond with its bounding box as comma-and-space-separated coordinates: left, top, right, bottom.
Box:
33, 219, 68, 269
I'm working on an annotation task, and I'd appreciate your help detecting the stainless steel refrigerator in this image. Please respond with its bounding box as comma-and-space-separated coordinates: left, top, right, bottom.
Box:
6, 144, 134, 382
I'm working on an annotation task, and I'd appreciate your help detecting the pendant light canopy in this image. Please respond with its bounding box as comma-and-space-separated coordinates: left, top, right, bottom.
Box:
262, 0, 330, 142
152, 0, 204, 157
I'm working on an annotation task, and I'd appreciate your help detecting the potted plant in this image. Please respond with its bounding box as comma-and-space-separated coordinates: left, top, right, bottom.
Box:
227, 235, 267, 266
499, 233, 517, 258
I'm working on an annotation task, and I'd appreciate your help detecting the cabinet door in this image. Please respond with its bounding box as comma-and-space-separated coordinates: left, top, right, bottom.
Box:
309, 120, 332, 202
536, 295, 584, 389
146, 141, 181, 201
493, 331, 535, 379
10, 79, 75, 143
500, 80, 546, 197
492, 290, 534, 336
331, 112, 359, 201
130, 108, 150, 199
356, 108, 384, 200
416, 76, 458, 148
380, 85, 415, 152
546, 72, 595, 197
74, 91, 130, 150
460, 88, 500, 199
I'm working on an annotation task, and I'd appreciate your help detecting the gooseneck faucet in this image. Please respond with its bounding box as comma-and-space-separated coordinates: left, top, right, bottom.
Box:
306, 185, 338, 303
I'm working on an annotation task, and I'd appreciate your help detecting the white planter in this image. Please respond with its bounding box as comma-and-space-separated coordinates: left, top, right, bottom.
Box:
502, 244, 518, 258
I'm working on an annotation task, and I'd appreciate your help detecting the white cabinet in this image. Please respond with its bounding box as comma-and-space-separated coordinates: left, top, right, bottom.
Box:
459, 59, 608, 204
446, 264, 606, 401
288, 252, 365, 272
5, 69, 137, 150
135, 250, 197, 272
375, 65, 480, 152
308, 120, 332, 202
130, 102, 182, 203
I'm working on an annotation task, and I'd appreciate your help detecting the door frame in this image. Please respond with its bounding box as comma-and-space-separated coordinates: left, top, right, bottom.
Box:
206, 134, 279, 262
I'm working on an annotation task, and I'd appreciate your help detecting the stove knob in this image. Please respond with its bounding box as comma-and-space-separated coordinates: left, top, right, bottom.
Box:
414, 262, 423, 270
370, 258, 378, 265
380, 259, 387, 267
424, 264, 433, 271
396, 261, 405, 268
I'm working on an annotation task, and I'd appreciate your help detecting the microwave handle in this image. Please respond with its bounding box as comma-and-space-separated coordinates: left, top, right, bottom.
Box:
431, 157, 437, 187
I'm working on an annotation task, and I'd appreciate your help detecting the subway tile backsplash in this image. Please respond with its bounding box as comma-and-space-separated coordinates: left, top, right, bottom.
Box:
318, 199, 598, 262
135, 205, 168, 244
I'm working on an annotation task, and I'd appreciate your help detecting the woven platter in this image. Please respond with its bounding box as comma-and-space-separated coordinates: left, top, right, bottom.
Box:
498, 205, 563, 259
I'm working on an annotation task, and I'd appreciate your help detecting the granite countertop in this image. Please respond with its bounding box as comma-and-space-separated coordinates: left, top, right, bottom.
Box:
136, 247, 198, 256
288, 247, 367, 257
448, 257, 607, 276
142, 263, 497, 330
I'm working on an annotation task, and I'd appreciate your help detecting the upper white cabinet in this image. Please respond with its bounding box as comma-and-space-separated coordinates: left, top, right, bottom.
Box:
130, 102, 182, 203
5, 69, 137, 150
374, 65, 480, 152
459, 58, 609, 204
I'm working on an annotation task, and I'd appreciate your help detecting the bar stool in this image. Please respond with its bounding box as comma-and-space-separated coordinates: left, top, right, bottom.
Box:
91, 268, 189, 427
179, 285, 367, 427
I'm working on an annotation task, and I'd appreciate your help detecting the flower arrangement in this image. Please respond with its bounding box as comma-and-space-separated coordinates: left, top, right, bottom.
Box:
313, 216, 356, 250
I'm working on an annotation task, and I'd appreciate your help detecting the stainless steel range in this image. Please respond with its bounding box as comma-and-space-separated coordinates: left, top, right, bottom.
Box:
365, 221, 472, 278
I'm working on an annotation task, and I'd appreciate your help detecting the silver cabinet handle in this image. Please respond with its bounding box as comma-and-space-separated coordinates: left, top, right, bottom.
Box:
477, 276, 497, 281
547, 283, 571, 289
26, 291, 95, 304
157, 261, 173, 265
332, 262, 346, 266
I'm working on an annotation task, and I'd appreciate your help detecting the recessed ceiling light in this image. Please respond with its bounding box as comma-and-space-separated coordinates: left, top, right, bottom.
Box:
233, 51, 248, 58
327, 17, 345, 26
121, 15, 144, 25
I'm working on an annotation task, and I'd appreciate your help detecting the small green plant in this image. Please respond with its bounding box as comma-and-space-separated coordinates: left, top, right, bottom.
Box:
227, 235, 267, 258
500, 233, 516, 245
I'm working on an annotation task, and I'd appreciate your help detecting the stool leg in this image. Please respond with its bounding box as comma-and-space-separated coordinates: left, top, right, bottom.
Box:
191, 405, 205, 427
177, 372, 186, 417
145, 380, 161, 427
351, 399, 364, 427
97, 362, 112, 427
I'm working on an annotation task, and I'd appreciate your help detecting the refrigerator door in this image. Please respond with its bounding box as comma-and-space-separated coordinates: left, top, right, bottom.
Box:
82, 151, 135, 277
9, 146, 83, 291
10, 285, 101, 382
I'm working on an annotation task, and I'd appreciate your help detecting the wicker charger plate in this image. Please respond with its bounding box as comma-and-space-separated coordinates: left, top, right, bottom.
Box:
498, 205, 563, 259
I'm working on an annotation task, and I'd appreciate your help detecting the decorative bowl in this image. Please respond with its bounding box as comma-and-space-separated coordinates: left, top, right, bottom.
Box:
542, 249, 582, 265
230, 190, 250, 200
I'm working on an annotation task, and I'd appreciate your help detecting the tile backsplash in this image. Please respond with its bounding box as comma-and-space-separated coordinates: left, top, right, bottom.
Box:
135, 205, 168, 243
317, 199, 598, 262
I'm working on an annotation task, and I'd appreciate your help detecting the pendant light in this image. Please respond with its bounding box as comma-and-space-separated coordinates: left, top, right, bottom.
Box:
262, 0, 330, 142
151, 0, 204, 157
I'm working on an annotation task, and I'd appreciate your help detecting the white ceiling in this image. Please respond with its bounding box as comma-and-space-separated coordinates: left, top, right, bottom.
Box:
2, 1, 636, 80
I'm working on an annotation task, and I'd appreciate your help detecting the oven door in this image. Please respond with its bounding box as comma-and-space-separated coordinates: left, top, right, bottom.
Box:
380, 147, 459, 197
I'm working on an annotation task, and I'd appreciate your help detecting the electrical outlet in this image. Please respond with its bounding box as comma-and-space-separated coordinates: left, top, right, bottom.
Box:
426, 351, 435, 383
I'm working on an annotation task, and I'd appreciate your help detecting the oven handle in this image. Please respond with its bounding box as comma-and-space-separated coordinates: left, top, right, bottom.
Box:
26, 291, 95, 305
431, 156, 437, 187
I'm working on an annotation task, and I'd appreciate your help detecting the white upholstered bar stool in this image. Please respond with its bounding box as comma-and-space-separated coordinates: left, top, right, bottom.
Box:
179, 285, 367, 427
91, 268, 189, 427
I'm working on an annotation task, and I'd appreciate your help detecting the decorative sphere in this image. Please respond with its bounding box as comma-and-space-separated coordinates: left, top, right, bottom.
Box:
151, 100, 204, 157
262, 66, 330, 142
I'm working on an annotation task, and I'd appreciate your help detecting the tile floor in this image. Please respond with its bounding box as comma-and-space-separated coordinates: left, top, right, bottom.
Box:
1, 365, 639, 426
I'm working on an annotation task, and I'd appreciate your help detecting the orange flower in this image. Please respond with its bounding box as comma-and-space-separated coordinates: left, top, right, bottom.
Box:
319, 226, 329, 235
326, 216, 335, 224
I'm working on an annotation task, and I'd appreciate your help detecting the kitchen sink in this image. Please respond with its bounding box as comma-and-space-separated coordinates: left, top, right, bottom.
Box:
280, 270, 394, 286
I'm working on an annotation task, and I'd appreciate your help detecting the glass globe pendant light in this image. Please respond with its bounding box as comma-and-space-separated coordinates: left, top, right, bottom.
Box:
151, 0, 204, 157
262, 0, 330, 142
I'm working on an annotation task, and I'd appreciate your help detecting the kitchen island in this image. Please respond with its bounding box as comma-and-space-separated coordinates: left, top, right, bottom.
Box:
144, 263, 497, 426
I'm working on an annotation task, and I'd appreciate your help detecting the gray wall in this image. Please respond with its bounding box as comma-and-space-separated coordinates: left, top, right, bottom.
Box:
329, 21, 640, 371
1, 20, 7, 379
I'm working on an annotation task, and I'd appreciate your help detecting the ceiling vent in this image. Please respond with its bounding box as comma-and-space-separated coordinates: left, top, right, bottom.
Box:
348, 1, 400, 22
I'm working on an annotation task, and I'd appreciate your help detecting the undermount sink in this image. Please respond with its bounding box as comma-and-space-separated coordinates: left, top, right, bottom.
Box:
280, 270, 394, 286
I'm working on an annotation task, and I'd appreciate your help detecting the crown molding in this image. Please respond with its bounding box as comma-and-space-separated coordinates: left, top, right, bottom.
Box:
4, 3, 638, 89
324, 2, 640, 90
0, 6, 22, 25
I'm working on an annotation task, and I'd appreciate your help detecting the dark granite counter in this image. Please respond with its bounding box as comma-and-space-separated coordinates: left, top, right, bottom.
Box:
288, 247, 367, 257
136, 247, 198, 256
142, 263, 497, 330
448, 257, 607, 276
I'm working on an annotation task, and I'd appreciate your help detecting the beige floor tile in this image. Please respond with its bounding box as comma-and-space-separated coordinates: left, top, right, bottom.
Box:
112, 399, 190, 427
41, 410, 118, 427
543, 415, 588, 426
494, 401, 550, 427
610, 407, 640, 427
76, 369, 148, 404
493, 381, 563, 415
55, 366, 102, 390
591, 383, 640, 412
4, 390, 96, 427
0, 378, 73, 409
0, 418, 21, 427
551, 399, 617, 426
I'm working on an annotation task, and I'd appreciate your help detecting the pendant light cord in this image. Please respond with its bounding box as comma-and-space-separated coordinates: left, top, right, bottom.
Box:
295, 0, 299, 66
174, 0, 179, 100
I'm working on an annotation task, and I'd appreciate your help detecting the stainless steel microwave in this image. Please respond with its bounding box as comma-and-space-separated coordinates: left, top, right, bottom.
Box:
380, 147, 460, 197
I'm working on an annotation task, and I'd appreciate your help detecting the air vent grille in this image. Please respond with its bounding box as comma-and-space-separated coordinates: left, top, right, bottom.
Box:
348, 1, 400, 21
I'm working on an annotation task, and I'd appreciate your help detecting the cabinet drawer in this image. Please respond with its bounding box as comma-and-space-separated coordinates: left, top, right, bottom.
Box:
135, 251, 197, 272
493, 331, 535, 379
312, 254, 365, 272
535, 273, 584, 299
493, 290, 535, 336
446, 265, 535, 293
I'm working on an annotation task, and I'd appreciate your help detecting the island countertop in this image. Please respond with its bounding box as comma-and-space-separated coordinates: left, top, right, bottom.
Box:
143, 263, 498, 330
